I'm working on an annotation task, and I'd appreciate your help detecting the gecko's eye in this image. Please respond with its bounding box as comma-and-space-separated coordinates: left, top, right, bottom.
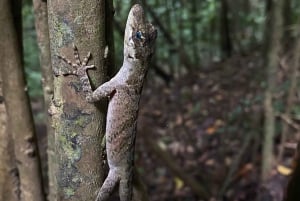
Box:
135, 31, 142, 40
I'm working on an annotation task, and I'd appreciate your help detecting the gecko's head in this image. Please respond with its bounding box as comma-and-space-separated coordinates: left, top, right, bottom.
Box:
124, 4, 157, 63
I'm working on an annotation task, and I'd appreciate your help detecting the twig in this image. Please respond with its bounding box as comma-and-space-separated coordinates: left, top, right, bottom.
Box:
142, 126, 210, 200
280, 114, 300, 130
219, 131, 255, 197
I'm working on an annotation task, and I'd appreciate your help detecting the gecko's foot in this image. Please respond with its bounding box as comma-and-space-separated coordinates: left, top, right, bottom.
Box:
57, 44, 95, 77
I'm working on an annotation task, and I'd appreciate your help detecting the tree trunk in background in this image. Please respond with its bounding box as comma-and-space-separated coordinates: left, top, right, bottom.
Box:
261, 0, 284, 182
0, 0, 46, 200
106, 0, 116, 78
0, 78, 20, 201
48, 0, 107, 200
278, 19, 300, 163
32, 0, 55, 199
282, 0, 292, 47
265, 0, 272, 13
191, 0, 199, 64
220, 0, 232, 59
285, 143, 300, 201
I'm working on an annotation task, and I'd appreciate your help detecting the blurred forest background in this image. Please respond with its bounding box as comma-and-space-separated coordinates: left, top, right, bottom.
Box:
3, 0, 300, 200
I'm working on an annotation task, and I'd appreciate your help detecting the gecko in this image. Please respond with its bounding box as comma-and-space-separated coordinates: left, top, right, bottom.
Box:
58, 4, 157, 201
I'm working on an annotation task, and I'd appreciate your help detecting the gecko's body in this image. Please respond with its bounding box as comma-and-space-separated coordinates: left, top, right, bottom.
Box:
59, 4, 157, 201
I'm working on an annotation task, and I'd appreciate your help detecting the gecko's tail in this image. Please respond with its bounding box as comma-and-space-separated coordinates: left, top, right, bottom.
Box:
95, 170, 119, 201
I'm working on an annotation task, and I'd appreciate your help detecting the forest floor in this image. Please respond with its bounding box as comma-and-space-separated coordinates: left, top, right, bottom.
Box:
136, 52, 293, 201
33, 52, 294, 201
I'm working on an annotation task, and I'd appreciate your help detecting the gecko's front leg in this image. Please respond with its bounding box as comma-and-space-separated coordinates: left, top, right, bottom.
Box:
58, 44, 114, 102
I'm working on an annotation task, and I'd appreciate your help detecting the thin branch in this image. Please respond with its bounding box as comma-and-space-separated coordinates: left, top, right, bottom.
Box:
219, 131, 255, 196
142, 126, 210, 200
280, 114, 300, 130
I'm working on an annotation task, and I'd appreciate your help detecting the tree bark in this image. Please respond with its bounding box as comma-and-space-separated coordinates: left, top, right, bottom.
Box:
0, 76, 20, 201
261, 0, 284, 182
0, 0, 46, 200
32, 0, 55, 199
47, 0, 107, 200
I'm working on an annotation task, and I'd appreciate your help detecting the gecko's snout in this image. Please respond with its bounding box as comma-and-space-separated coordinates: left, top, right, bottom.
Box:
131, 4, 143, 12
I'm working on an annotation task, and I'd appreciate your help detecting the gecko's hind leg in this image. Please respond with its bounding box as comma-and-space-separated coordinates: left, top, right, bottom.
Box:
95, 170, 119, 201
119, 176, 133, 201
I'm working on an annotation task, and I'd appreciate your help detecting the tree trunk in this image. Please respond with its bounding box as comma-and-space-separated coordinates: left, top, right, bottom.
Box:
32, 0, 55, 199
278, 21, 300, 163
284, 143, 300, 201
0, 0, 46, 200
282, 0, 292, 48
0, 77, 20, 201
220, 0, 232, 58
261, 0, 284, 182
191, 0, 199, 64
106, 0, 116, 78
47, 0, 107, 200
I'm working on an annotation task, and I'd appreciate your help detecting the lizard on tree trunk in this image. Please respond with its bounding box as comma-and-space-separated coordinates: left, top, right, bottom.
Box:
58, 4, 157, 201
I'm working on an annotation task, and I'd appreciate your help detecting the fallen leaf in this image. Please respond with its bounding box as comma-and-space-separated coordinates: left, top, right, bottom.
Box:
277, 165, 292, 176
206, 126, 216, 135
174, 177, 184, 190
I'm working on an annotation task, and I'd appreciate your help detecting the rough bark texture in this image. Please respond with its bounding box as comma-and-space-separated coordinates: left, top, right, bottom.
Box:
32, 0, 55, 199
0, 77, 20, 201
262, 0, 284, 182
47, 0, 107, 200
0, 0, 46, 200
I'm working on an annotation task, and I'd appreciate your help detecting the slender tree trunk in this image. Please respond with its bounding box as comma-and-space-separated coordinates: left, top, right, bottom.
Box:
265, 0, 272, 13
47, 0, 107, 200
282, 0, 292, 48
106, 0, 116, 78
284, 143, 300, 201
278, 24, 300, 163
191, 0, 199, 64
0, 77, 20, 201
32, 0, 55, 199
261, 0, 284, 182
0, 0, 46, 200
220, 0, 232, 58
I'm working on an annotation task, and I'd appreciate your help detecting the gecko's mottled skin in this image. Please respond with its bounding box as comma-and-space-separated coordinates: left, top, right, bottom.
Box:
58, 4, 157, 201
